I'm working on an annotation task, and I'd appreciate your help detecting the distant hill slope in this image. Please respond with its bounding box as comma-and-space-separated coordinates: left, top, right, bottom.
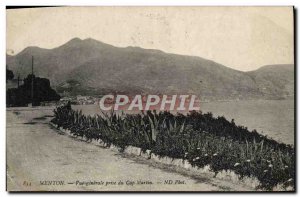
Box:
6, 38, 294, 100
247, 64, 294, 99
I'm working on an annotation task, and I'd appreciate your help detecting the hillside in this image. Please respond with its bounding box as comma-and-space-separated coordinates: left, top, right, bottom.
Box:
247, 64, 294, 99
6, 38, 294, 100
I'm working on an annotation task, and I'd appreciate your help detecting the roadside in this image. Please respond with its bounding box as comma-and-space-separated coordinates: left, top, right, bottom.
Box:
6, 107, 253, 191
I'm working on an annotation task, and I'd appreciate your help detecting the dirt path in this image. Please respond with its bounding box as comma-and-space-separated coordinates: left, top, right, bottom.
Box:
6, 107, 253, 191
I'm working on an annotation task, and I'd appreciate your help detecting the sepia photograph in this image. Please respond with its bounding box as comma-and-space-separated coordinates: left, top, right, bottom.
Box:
6, 6, 295, 192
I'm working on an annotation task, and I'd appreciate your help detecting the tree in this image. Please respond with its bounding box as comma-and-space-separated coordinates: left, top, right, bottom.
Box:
7, 74, 61, 107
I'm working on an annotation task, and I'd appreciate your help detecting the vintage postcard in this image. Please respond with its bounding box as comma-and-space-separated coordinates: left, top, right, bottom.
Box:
6, 6, 295, 192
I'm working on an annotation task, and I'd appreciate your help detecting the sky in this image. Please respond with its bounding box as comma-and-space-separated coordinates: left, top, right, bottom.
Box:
6, 6, 294, 71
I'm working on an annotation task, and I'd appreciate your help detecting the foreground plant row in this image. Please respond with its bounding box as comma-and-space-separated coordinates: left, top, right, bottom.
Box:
51, 105, 295, 190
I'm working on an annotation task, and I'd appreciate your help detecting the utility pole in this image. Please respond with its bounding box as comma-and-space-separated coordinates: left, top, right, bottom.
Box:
31, 56, 34, 105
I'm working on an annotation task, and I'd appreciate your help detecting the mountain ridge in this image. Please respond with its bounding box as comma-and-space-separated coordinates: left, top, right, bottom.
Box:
6, 38, 294, 100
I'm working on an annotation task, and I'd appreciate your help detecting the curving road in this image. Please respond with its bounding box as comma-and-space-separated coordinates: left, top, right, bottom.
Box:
6, 107, 252, 191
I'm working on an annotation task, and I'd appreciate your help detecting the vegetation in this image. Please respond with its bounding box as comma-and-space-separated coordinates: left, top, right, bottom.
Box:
51, 105, 295, 190
6, 68, 14, 81
7, 74, 61, 107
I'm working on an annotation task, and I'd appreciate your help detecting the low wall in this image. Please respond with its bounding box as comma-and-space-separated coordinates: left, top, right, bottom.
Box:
49, 122, 289, 191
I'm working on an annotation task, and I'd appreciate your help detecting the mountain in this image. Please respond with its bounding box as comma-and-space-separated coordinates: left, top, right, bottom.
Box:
6, 38, 117, 85
6, 38, 294, 100
247, 64, 294, 99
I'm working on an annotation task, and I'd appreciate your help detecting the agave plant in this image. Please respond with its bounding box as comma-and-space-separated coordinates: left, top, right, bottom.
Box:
51, 104, 295, 190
